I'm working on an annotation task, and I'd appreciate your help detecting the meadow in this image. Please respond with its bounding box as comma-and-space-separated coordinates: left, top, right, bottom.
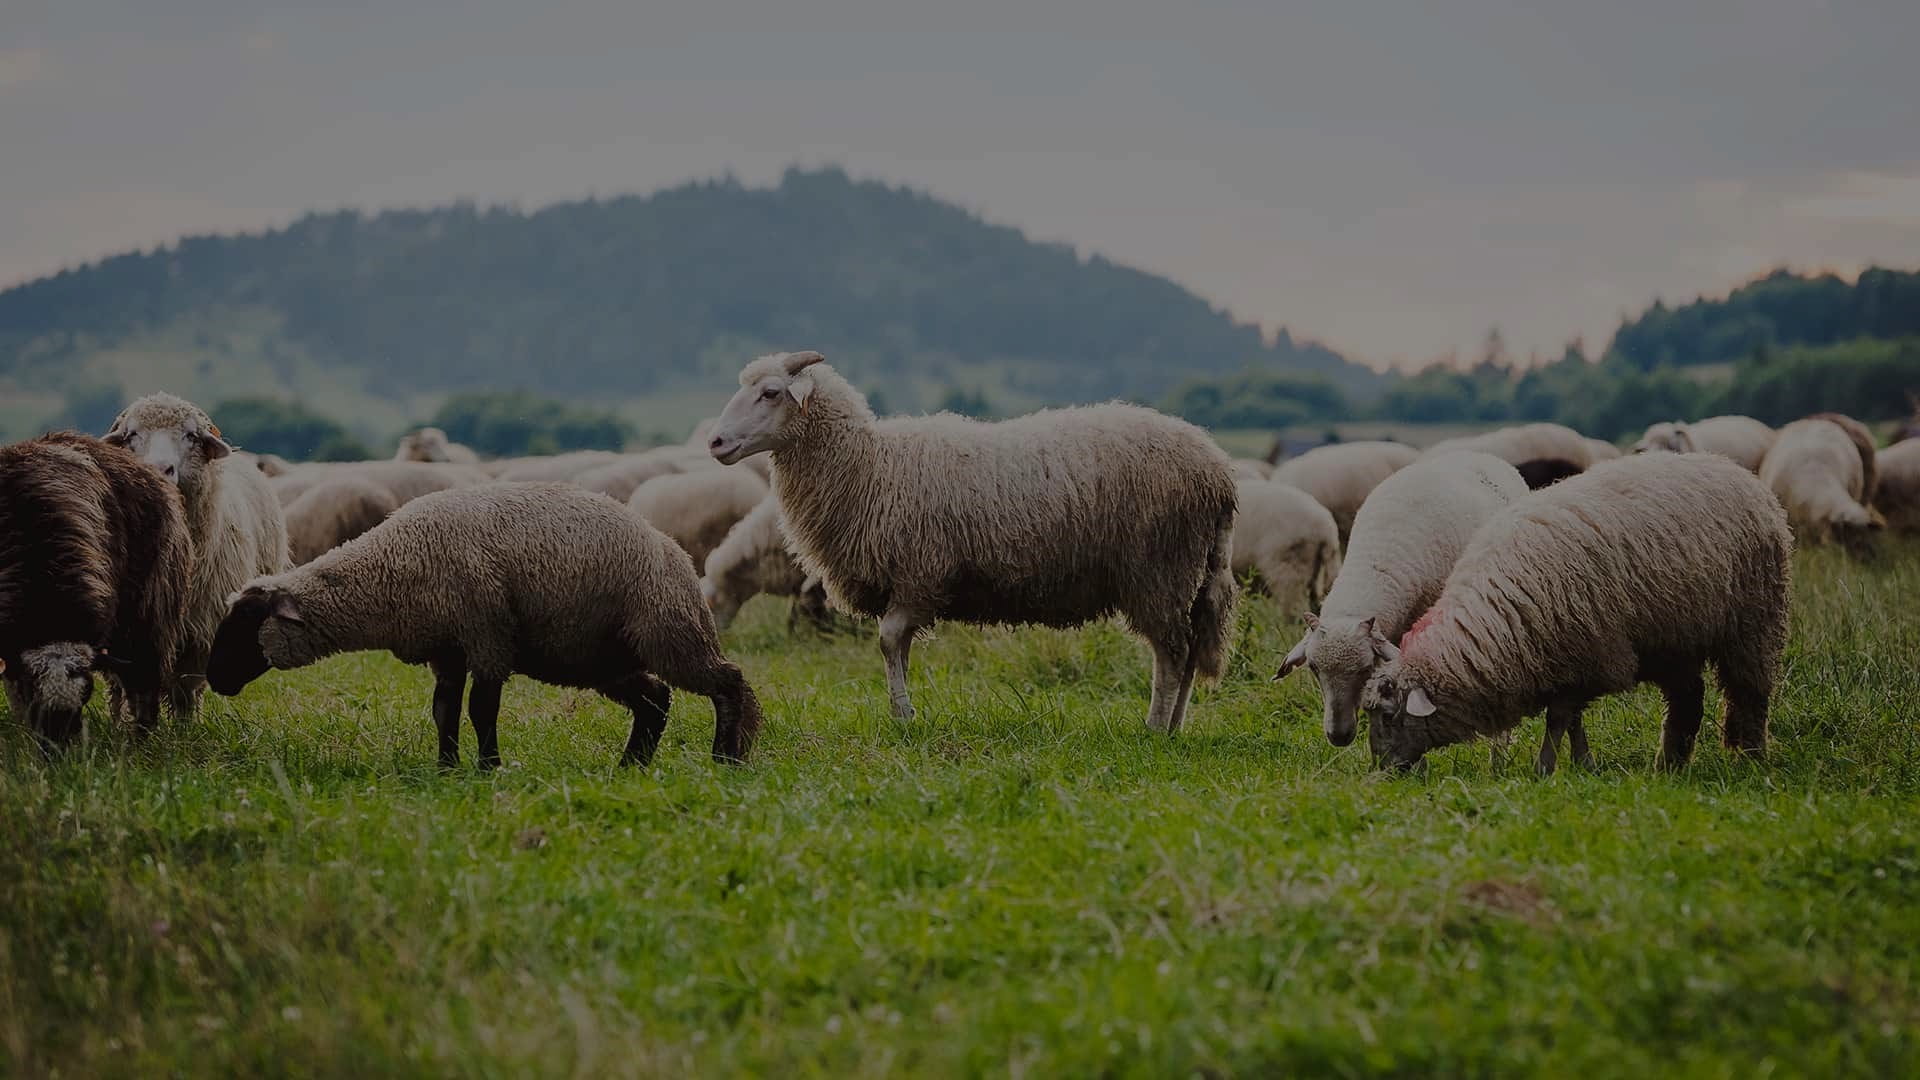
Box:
3, 541, 1917, 1077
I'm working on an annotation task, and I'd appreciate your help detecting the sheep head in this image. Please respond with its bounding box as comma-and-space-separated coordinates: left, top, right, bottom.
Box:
708, 351, 829, 465
1277, 613, 1400, 748
1632, 422, 1694, 455
104, 392, 232, 490
208, 585, 308, 695
1360, 660, 1439, 770
14, 642, 101, 738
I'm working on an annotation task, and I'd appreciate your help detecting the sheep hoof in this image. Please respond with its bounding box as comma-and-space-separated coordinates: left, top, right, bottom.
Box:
889, 701, 916, 722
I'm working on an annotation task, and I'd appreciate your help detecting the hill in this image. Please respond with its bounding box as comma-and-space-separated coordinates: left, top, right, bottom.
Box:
1607, 266, 1920, 370
0, 167, 1369, 443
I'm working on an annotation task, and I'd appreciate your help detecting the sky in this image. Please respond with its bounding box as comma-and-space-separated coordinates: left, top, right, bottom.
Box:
3, 0, 1918, 370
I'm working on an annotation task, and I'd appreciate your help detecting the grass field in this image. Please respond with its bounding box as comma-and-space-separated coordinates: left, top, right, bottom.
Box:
3, 542, 1918, 1077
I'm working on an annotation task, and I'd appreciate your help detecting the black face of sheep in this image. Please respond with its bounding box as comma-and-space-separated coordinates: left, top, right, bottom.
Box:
1361, 667, 1438, 771
1516, 458, 1585, 490
207, 588, 293, 695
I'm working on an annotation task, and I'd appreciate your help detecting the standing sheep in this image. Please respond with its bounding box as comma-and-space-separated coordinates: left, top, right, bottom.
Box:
1633, 416, 1776, 472
627, 468, 772, 570
283, 477, 401, 565
707, 351, 1238, 733
1362, 454, 1791, 773
205, 484, 764, 767
105, 393, 289, 718
1873, 439, 1920, 533
0, 433, 193, 743
1230, 482, 1342, 613
1760, 418, 1882, 545
700, 495, 833, 631
1270, 441, 1420, 543
394, 426, 481, 464
1276, 452, 1527, 747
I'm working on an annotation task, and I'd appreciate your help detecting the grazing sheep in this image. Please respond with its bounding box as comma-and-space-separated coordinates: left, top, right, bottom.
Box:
1270, 441, 1420, 543
1808, 412, 1879, 503
283, 477, 400, 565
1516, 458, 1585, 489
1760, 418, 1882, 545
394, 426, 481, 464
1426, 424, 1596, 471
708, 350, 1238, 733
492, 450, 624, 483
1633, 416, 1777, 473
1276, 452, 1527, 747
1230, 482, 1342, 613
700, 495, 833, 631
1361, 453, 1791, 774
0, 433, 193, 743
205, 483, 764, 767
628, 468, 772, 570
1874, 439, 1920, 532
105, 393, 289, 717
272, 460, 488, 508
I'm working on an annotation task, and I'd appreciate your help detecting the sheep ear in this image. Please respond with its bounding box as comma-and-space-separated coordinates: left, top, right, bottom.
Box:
1405, 686, 1437, 717
1365, 618, 1399, 662
102, 416, 130, 446
200, 427, 233, 460
788, 375, 815, 410
270, 592, 305, 625
781, 350, 826, 376
1274, 637, 1310, 680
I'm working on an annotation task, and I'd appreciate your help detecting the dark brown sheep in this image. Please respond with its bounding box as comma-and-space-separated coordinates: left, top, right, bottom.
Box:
0, 432, 194, 745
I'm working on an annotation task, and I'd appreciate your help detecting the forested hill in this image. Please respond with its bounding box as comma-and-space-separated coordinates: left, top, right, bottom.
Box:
0, 167, 1367, 432
1607, 267, 1920, 370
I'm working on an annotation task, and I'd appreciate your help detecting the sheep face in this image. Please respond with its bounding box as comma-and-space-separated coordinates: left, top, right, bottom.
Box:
208, 586, 305, 694
1359, 662, 1439, 770
104, 395, 232, 488
1633, 422, 1693, 455
398, 428, 452, 462
709, 351, 827, 464
15, 642, 100, 734
1277, 614, 1397, 748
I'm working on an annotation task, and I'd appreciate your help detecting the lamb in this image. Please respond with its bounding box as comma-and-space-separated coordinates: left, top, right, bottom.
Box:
700, 495, 833, 631
1425, 423, 1596, 471
1230, 482, 1342, 613
707, 350, 1238, 732
1270, 441, 1420, 543
105, 393, 289, 717
205, 483, 764, 767
271, 460, 488, 508
1873, 438, 1920, 533
1634, 416, 1777, 473
628, 467, 772, 571
394, 426, 481, 464
0, 433, 193, 744
1361, 453, 1791, 774
283, 477, 401, 565
1275, 452, 1527, 747
1761, 418, 1882, 545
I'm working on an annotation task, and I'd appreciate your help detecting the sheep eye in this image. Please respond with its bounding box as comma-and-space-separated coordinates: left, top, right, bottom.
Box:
761, 386, 781, 401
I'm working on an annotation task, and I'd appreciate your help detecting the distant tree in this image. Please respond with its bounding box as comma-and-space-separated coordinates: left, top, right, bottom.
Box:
211, 397, 373, 461
431, 391, 632, 457
936, 386, 994, 419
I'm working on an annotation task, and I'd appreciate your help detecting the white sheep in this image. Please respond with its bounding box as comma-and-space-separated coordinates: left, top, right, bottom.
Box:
1270, 441, 1419, 543
626, 467, 771, 571
283, 477, 401, 565
271, 460, 489, 508
1633, 416, 1776, 472
1873, 439, 1920, 533
700, 495, 831, 631
1275, 451, 1527, 746
491, 450, 625, 483
573, 447, 720, 504
105, 393, 289, 717
1425, 423, 1596, 470
1362, 453, 1791, 773
707, 351, 1238, 733
394, 426, 481, 464
1230, 481, 1342, 613
1759, 418, 1881, 545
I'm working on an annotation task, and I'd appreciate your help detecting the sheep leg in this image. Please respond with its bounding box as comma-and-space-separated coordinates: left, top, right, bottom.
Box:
1537, 701, 1587, 776
429, 659, 467, 769
1568, 715, 1596, 770
168, 643, 209, 721
1165, 651, 1200, 735
703, 664, 763, 765
611, 674, 673, 767
879, 608, 925, 721
1715, 659, 1771, 757
1145, 640, 1189, 734
1655, 669, 1706, 770
468, 678, 504, 771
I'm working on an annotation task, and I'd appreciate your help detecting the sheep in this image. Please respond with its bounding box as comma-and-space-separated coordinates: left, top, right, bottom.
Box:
205, 483, 764, 767
233, 450, 292, 477
627, 467, 772, 571
491, 450, 625, 483
1874, 438, 1920, 533
1760, 418, 1882, 545
271, 460, 489, 508
1230, 481, 1342, 613
1808, 412, 1879, 503
1270, 441, 1420, 543
700, 495, 833, 631
105, 393, 289, 718
707, 350, 1238, 733
283, 477, 401, 565
394, 426, 481, 464
1232, 458, 1274, 482
573, 447, 721, 504
1634, 416, 1777, 473
1425, 423, 1596, 471
0, 433, 193, 743
1361, 453, 1791, 774
1584, 438, 1622, 462
1515, 458, 1585, 490
1275, 452, 1527, 747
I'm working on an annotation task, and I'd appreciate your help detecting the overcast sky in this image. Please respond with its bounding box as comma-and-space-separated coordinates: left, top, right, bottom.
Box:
4, 1, 1918, 368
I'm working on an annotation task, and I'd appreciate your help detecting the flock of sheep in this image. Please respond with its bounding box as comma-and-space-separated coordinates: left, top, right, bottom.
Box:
3, 353, 1918, 775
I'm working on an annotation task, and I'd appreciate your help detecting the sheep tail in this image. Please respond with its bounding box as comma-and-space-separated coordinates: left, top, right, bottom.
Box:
1189, 504, 1239, 682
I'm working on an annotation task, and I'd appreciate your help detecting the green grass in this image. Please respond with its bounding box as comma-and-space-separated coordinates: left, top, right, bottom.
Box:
4, 543, 1919, 1077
